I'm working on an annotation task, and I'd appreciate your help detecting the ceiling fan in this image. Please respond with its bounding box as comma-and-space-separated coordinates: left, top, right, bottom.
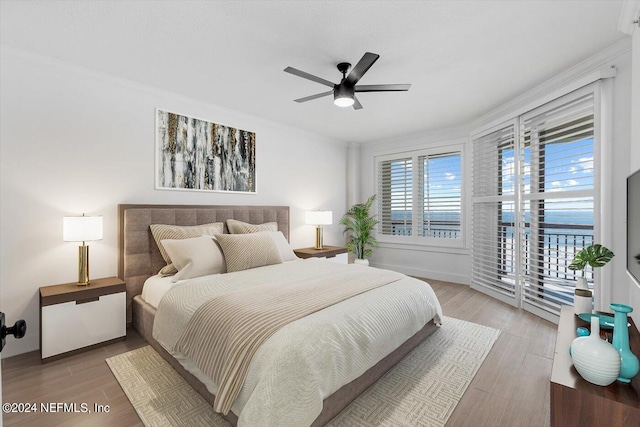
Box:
284, 52, 411, 110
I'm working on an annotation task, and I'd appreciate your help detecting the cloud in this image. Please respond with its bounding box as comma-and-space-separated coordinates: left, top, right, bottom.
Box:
445, 172, 456, 180
578, 156, 593, 173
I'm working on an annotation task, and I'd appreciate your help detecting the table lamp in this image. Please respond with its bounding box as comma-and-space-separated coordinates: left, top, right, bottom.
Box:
63, 214, 103, 285
305, 210, 332, 250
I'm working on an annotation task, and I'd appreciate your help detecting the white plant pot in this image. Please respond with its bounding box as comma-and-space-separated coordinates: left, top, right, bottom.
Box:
574, 293, 593, 315
574, 277, 592, 315
354, 258, 369, 266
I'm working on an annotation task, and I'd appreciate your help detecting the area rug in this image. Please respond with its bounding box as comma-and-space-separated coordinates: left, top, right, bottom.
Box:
106, 317, 500, 427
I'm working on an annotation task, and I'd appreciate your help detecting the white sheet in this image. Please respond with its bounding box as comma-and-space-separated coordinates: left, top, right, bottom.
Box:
153, 259, 443, 426
140, 275, 173, 309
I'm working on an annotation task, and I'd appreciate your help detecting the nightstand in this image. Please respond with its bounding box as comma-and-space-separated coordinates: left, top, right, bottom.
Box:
294, 246, 348, 264
39, 277, 126, 363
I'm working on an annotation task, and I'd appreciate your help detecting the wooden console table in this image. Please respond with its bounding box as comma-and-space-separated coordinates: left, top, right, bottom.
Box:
550, 305, 640, 426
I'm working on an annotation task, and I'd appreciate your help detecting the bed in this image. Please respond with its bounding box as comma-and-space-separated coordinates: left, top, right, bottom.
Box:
118, 204, 442, 426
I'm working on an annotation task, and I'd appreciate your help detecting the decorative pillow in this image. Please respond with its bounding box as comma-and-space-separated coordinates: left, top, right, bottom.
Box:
150, 222, 224, 275
269, 231, 298, 262
226, 219, 278, 234
215, 232, 283, 272
161, 235, 226, 281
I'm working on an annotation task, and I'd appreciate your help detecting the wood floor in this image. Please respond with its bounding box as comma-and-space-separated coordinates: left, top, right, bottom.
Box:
1, 280, 556, 427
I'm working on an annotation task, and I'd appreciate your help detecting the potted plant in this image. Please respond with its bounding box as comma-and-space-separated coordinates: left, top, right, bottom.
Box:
568, 244, 614, 314
568, 244, 615, 288
340, 195, 379, 266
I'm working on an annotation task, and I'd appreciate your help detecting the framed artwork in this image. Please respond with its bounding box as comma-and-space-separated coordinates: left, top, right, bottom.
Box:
156, 109, 256, 193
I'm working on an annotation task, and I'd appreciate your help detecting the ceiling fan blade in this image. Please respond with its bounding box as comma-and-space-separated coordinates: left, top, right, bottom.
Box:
294, 90, 333, 103
345, 52, 380, 86
355, 84, 411, 92
352, 96, 363, 110
284, 67, 335, 88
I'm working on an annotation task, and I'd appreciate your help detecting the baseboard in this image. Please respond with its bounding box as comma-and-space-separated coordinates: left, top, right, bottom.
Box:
371, 262, 470, 285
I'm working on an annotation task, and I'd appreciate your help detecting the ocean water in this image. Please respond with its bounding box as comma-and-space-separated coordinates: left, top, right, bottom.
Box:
388, 210, 594, 240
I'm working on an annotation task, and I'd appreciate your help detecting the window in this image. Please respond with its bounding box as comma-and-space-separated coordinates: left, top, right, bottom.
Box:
471, 86, 597, 319
419, 153, 462, 238
377, 147, 463, 244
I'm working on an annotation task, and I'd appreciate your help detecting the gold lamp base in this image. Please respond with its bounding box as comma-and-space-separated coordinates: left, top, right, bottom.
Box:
314, 225, 324, 250
77, 244, 91, 286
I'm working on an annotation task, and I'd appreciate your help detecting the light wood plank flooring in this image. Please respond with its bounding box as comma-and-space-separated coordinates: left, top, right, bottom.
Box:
1, 280, 556, 426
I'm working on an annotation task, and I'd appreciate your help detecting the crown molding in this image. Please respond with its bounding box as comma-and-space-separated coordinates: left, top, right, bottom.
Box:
470, 38, 631, 131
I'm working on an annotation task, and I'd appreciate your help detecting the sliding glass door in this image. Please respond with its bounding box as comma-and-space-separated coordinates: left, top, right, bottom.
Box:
471, 86, 598, 321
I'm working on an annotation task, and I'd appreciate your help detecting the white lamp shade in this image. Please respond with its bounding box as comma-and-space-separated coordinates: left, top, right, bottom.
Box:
63, 216, 104, 242
306, 210, 332, 226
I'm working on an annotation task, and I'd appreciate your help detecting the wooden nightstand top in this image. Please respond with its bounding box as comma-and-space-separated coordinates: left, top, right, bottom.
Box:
40, 277, 125, 307
294, 246, 347, 259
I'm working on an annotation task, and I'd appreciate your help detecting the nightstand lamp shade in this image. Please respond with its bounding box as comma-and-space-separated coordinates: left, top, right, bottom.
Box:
63, 215, 103, 286
305, 210, 332, 250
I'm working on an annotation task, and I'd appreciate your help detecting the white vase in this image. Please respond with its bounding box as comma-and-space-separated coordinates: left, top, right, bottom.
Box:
354, 258, 369, 266
570, 316, 620, 386
574, 277, 592, 315
576, 277, 589, 289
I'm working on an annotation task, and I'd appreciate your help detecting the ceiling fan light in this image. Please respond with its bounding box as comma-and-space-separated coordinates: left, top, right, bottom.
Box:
334, 95, 354, 107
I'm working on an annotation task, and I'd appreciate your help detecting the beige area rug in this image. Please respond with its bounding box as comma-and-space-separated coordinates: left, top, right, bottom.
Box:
106, 317, 500, 427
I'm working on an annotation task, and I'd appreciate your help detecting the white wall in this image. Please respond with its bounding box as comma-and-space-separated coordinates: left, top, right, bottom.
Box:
0, 47, 348, 357
628, 17, 640, 326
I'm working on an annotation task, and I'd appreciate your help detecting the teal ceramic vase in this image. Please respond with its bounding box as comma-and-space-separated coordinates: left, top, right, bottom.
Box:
610, 303, 640, 383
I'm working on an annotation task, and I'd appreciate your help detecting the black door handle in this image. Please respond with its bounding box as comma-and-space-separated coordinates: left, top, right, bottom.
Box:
0, 311, 27, 352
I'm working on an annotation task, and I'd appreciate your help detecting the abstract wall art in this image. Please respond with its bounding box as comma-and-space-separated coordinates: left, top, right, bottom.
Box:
156, 109, 256, 193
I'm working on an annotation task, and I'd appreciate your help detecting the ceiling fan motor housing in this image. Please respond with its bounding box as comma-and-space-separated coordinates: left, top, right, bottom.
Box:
334, 82, 355, 104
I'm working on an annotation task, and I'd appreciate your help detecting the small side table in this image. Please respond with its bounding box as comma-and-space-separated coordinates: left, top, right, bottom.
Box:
294, 246, 348, 264
40, 277, 126, 363
550, 305, 640, 425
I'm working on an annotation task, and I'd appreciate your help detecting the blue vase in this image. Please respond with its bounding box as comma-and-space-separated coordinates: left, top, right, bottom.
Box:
610, 303, 640, 383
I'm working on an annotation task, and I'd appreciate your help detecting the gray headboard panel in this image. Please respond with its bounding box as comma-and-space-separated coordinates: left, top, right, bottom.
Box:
118, 204, 290, 323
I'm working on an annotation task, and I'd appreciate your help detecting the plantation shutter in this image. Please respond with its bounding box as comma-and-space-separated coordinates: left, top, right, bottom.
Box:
418, 152, 462, 238
520, 92, 595, 315
471, 124, 518, 301
378, 157, 412, 236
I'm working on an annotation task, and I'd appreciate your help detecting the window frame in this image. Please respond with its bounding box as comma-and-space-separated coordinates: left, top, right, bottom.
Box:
374, 143, 466, 249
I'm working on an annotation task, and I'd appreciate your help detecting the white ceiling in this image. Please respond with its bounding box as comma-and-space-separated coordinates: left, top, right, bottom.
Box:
0, 1, 627, 144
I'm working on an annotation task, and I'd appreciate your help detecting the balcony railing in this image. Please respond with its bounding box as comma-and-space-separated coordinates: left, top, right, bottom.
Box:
387, 220, 593, 288
388, 221, 461, 238
498, 222, 594, 282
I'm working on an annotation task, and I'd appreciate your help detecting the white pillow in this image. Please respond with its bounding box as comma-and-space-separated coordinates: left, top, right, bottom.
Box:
150, 222, 225, 275
269, 231, 298, 261
226, 219, 278, 234
161, 235, 226, 282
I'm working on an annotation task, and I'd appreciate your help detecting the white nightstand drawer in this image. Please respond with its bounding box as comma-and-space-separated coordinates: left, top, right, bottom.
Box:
41, 291, 126, 359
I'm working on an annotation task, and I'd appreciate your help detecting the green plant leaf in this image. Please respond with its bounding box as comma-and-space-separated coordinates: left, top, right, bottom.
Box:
341, 194, 377, 259
568, 244, 614, 277
585, 244, 615, 268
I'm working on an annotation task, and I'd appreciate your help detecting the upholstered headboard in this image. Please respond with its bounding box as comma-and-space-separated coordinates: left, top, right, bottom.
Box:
117, 204, 290, 323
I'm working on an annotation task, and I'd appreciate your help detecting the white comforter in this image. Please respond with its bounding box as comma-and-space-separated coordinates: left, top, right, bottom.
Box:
153, 259, 443, 427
